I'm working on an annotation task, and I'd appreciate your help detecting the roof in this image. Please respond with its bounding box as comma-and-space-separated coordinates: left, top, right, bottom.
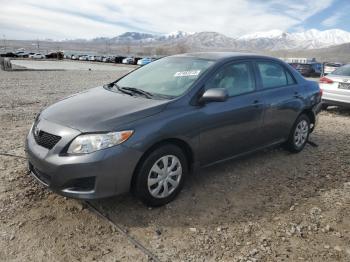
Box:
173, 52, 271, 61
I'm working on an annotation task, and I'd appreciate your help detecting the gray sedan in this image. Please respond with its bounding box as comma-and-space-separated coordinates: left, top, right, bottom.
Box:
26, 52, 322, 206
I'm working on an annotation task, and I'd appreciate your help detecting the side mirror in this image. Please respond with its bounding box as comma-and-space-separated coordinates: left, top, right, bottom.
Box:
198, 88, 228, 104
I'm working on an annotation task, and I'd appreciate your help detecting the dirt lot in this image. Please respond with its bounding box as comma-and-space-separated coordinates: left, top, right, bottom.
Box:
0, 66, 350, 262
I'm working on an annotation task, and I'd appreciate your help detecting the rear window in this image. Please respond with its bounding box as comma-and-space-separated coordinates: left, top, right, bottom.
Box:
257, 61, 295, 88
331, 65, 350, 76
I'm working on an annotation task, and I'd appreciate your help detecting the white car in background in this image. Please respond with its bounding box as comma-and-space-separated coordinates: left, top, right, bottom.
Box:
320, 64, 350, 109
88, 55, 95, 61
29, 53, 45, 59
78, 55, 88, 61
122, 57, 134, 64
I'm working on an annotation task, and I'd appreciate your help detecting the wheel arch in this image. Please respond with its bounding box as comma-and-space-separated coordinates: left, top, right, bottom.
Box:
130, 138, 195, 191
300, 108, 316, 132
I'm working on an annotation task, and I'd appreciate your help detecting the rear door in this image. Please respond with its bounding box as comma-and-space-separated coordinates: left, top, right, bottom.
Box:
198, 60, 265, 164
254, 60, 301, 144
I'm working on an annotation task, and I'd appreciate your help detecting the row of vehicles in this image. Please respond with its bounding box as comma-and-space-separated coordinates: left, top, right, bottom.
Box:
1, 51, 156, 66
0, 51, 64, 59
287, 61, 349, 108
67, 54, 156, 66
289, 62, 343, 77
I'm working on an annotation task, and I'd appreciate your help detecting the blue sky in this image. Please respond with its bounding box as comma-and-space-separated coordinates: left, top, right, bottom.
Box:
0, 0, 349, 40
295, 0, 350, 31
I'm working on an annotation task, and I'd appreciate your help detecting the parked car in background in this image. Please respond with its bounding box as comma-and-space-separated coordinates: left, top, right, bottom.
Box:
29, 53, 45, 59
15, 51, 29, 58
288, 63, 299, 69
102, 56, 110, 62
94, 56, 103, 62
137, 57, 155, 66
322, 62, 343, 76
296, 63, 322, 77
71, 55, 79, 60
320, 64, 350, 109
1, 52, 18, 57
79, 55, 88, 61
115, 56, 126, 63
122, 57, 134, 64
46, 52, 64, 60
88, 55, 96, 61
26, 52, 322, 206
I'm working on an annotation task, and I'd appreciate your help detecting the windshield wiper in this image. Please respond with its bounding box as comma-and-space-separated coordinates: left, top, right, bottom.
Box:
118, 86, 154, 99
105, 83, 134, 96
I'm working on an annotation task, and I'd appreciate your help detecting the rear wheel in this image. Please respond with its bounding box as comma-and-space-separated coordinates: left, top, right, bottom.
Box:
285, 114, 310, 153
133, 144, 188, 207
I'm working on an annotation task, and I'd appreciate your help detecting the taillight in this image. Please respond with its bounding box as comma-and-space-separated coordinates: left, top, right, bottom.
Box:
319, 77, 333, 84
319, 88, 323, 97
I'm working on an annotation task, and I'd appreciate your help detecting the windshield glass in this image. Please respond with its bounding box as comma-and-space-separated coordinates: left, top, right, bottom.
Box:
331, 64, 350, 76
115, 57, 214, 98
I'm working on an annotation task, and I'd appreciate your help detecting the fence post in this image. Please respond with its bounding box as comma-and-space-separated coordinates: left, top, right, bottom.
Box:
0, 57, 12, 71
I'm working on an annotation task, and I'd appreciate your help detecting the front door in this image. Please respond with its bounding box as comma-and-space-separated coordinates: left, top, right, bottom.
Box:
198, 61, 265, 165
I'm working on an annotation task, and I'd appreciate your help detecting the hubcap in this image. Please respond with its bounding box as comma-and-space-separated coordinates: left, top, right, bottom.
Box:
294, 120, 309, 147
147, 155, 182, 199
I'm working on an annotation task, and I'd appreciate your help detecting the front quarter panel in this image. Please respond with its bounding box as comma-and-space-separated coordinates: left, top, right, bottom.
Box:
121, 103, 201, 163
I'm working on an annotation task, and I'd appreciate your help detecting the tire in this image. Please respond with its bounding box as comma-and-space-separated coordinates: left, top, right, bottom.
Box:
285, 114, 310, 153
133, 144, 188, 207
321, 103, 328, 110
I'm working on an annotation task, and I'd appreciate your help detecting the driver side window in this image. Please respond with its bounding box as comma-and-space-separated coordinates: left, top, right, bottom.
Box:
205, 62, 255, 96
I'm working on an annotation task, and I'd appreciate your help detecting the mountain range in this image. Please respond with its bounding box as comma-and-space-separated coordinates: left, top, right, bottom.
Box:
90, 29, 350, 51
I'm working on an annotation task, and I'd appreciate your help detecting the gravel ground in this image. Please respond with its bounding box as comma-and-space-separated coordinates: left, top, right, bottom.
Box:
0, 66, 350, 261
11, 59, 137, 71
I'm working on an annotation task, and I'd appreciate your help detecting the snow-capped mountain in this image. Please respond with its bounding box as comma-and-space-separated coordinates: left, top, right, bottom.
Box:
165, 31, 194, 39
237, 29, 287, 40
236, 29, 350, 50
181, 32, 237, 49
91, 29, 350, 51
92, 31, 193, 43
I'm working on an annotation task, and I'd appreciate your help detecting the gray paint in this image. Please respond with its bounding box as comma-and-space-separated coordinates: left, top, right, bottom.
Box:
26, 52, 322, 199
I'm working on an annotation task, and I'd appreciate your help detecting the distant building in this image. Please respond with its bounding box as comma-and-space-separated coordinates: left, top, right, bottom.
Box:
281, 57, 317, 64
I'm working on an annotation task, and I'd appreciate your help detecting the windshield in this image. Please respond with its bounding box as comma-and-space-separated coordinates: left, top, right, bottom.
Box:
115, 57, 214, 98
331, 64, 350, 76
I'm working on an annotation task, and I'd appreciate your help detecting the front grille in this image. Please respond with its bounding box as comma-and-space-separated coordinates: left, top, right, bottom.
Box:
33, 130, 61, 149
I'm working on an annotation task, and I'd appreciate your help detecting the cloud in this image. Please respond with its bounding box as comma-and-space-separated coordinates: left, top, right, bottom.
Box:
321, 12, 344, 27
0, 0, 336, 40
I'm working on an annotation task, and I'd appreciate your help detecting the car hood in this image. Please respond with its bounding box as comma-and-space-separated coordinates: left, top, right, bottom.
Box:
41, 86, 169, 132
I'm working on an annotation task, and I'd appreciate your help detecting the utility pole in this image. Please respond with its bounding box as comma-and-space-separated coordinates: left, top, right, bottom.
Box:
36, 39, 40, 52
2, 35, 7, 53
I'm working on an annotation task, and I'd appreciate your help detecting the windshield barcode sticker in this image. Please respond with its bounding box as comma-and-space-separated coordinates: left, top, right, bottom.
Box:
174, 70, 201, 77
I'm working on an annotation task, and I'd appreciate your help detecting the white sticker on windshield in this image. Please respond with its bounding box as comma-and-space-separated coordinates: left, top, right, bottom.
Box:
174, 70, 201, 77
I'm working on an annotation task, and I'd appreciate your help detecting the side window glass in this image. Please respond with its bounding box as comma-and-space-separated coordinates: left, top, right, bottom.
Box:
257, 62, 288, 88
206, 62, 255, 96
286, 70, 296, 85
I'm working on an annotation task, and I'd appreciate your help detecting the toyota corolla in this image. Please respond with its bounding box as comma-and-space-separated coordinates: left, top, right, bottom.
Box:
26, 52, 322, 206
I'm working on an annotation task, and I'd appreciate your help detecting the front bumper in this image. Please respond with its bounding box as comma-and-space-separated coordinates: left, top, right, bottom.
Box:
25, 118, 142, 199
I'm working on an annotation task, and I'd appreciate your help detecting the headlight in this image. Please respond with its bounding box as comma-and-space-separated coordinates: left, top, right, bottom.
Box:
67, 130, 133, 154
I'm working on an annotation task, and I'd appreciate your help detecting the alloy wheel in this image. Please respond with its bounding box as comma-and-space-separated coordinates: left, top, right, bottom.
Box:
147, 155, 182, 199
294, 119, 309, 147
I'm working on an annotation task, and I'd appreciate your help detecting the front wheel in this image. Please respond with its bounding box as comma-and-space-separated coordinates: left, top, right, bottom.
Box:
285, 114, 310, 153
133, 144, 188, 207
